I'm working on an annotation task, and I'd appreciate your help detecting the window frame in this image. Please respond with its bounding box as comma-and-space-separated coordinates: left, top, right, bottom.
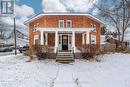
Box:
59, 20, 64, 28
91, 35, 96, 44
34, 35, 39, 45
66, 20, 72, 28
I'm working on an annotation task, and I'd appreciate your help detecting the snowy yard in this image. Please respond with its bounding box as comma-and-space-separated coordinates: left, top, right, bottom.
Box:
0, 53, 130, 87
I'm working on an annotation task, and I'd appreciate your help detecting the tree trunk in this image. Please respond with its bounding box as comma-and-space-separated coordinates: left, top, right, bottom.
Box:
121, 31, 125, 43
118, 34, 121, 42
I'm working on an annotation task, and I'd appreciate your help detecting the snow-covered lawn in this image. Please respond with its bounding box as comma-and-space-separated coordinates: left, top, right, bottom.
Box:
0, 53, 130, 87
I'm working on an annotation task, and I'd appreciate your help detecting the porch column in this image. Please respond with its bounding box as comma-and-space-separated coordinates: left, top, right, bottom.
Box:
86, 31, 90, 44
72, 31, 75, 53
55, 31, 58, 53
41, 31, 44, 45
45, 33, 48, 45
82, 33, 85, 45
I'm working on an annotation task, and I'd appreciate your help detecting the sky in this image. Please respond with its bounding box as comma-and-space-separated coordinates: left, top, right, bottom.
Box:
0, 0, 118, 35
15, 0, 42, 14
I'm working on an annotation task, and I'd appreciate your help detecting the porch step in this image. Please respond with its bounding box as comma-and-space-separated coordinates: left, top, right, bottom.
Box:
56, 52, 74, 63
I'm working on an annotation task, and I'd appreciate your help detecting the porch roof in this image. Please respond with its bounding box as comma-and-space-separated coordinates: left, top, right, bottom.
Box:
36, 28, 95, 33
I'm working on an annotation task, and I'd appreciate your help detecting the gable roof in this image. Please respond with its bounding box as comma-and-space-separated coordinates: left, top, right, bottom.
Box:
24, 12, 105, 26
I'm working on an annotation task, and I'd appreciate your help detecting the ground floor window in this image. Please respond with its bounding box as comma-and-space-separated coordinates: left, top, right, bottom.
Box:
91, 35, 96, 44
34, 35, 39, 45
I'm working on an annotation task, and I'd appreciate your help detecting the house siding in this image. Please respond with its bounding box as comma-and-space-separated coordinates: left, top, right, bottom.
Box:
75, 33, 82, 47
48, 33, 55, 46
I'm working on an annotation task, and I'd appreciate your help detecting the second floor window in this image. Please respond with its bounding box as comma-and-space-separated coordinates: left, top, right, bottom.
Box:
66, 20, 72, 28
59, 20, 64, 28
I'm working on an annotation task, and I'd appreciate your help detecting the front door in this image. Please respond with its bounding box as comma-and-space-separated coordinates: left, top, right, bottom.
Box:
62, 35, 68, 50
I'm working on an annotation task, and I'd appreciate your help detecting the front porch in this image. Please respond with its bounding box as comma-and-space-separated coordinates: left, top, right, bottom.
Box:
34, 28, 97, 53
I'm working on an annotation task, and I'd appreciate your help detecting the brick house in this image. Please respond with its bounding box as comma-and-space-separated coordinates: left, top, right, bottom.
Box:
24, 13, 104, 54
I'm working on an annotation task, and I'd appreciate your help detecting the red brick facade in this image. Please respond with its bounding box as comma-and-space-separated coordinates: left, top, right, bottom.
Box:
27, 14, 102, 50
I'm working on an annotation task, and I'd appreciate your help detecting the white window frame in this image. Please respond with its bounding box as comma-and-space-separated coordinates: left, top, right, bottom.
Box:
59, 20, 64, 28
34, 35, 39, 45
66, 20, 72, 28
91, 35, 96, 44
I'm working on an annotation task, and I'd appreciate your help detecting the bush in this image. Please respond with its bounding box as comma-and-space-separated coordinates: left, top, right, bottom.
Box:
82, 52, 95, 60
34, 46, 54, 59
36, 51, 47, 60
100, 43, 116, 53
77, 45, 97, 60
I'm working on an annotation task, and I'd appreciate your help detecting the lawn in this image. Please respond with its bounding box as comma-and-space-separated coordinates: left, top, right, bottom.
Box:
0, 53, 130, 87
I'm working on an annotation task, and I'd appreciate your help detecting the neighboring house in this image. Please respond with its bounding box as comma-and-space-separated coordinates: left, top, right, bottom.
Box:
6, 37, 29, 47
100, 35, 107, 45
24, 13, 104, 53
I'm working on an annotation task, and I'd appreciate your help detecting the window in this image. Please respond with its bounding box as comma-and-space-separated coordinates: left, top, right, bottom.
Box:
66, 20, 72, 28
69, 36, 72, 44
34, 35, 39, 45
91, 35, 96, 44
59, 36, 61, 44
34, 39, 38, 45
59, 20, 64, 28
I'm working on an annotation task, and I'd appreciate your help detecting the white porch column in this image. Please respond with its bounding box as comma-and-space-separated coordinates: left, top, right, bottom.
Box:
82, 33, 85, 45
55, 31, 58, 53
72, 31, 75, 53
86, 31, 90, 44
45, 33, 48, 45
41, 31, 44, 45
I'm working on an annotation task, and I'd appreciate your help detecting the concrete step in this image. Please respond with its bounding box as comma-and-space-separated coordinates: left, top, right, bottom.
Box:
56, 60, 74, 63
56, 59, 74, 61
56, 52, 74, 63
57, 55, 73, 57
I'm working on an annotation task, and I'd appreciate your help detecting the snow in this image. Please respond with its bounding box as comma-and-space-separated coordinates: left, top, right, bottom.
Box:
0, 53, 130, 87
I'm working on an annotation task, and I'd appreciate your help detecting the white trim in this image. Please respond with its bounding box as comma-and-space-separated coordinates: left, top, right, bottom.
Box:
82, 33, 85, 44
66, 20, 72, 28
36, 28, 95, 32
55, 31, 58, 53
72, 31, 75, 53
24, 13, 105, 26
45, 33, 48, 45
59, 20, 64, 28
86, 32, 90, 44
40, 32, 44, 45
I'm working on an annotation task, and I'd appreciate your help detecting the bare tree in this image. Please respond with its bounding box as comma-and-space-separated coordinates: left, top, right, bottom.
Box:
97, 0, 130, 44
